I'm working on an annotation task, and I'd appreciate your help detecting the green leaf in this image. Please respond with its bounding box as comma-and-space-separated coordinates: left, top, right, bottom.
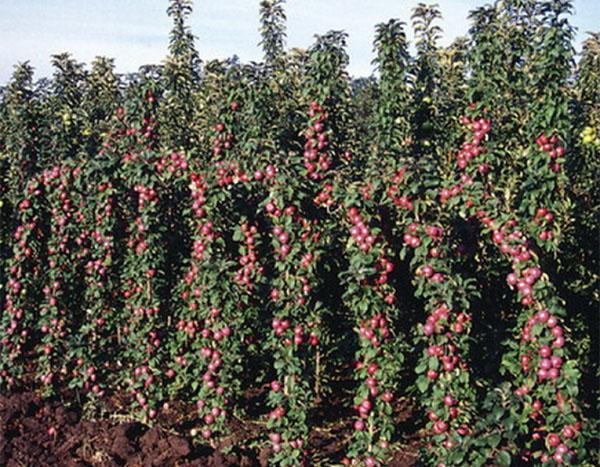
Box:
496, 450, 511, 466
416, 375, 429, 393
489, 433, 501, 449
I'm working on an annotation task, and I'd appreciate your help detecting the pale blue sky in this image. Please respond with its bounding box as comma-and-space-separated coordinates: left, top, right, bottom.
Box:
1, 0, 598, 84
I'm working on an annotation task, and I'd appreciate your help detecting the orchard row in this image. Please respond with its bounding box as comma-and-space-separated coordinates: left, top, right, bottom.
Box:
0, 1, 598, 466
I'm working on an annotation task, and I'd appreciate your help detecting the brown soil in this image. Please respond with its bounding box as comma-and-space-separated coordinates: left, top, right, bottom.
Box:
0, 389, 420, 466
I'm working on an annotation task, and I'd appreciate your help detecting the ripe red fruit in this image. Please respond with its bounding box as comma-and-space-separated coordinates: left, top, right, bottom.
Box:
433, 420, 448, 433
443, 395, 455, 407
562, 426, 575, 439
547, 433, 560, 447
364, 457, 376, 467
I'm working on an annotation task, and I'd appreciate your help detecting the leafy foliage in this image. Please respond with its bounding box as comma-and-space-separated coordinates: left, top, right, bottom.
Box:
0, 1, 597, 465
